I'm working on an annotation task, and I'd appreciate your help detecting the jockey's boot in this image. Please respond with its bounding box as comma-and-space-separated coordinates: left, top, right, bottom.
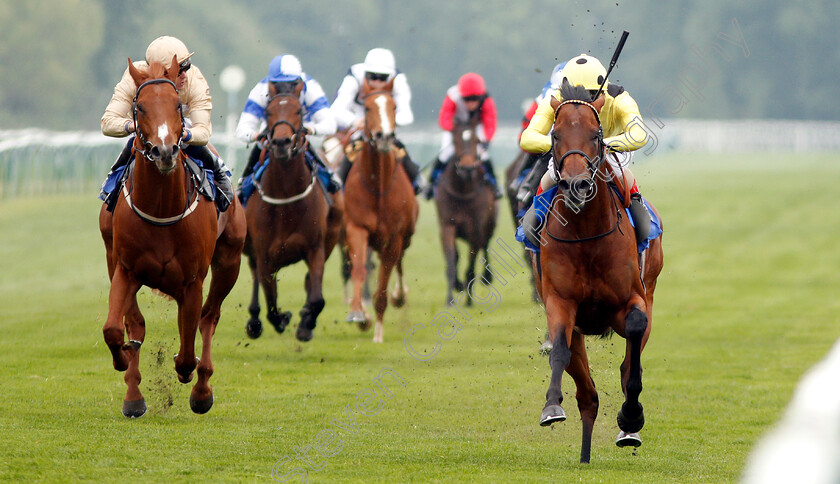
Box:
482, 160, 503, 199
306, 146, 342, 193
395, 140, 424, 195
101, 137, 135, 212
422, 158, 445, 200
517, 155, 550, 207
237, 146, 262, 203
186, 145, 233, 212
628, 191, 651, 248
336, 156, 352, 185
520, 187, 555, 248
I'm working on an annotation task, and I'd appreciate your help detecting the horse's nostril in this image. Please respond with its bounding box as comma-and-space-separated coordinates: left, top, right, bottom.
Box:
150, 146, 160, 158
172, 144, 180, 155
558, 180, 570, 191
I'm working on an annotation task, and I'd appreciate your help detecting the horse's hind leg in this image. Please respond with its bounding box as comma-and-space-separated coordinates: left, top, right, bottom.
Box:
297, 247, 326, 342
567, 331, 599, 463
122, 297, 147, 418
389, 258, 408, 308
616, 302, 650, 446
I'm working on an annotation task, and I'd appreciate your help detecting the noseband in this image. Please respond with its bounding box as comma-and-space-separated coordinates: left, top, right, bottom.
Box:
551, 99, 605, 182
132, 78, 185, 162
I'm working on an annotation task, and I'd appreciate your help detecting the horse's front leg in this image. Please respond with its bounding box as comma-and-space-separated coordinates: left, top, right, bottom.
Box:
103, 266, 141, 373
122, 297, 147, 418
439, 224, 457, 306
540, 294, 577, 427
258, 256, 291, 334
244, 241, 263, 338
616, 298, 650, 447
372, 241, 402, 343
344, 222, 370, 325
174, 281, 203, 385
463, 246, 480, 306
297, 246, 326, 342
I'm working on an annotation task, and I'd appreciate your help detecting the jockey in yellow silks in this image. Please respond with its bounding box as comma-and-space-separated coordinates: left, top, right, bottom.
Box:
517, 53, 651, 249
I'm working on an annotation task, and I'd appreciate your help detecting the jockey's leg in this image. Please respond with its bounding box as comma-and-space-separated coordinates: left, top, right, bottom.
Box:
517, 152, 551, 207
306, 145, 342, 193
422, 157, 446, 200
608, 153, 650, 245
239, 146, 262, 183
518, 157, 560, 248
395, 139, 425, 195
184, 144, 233, 212
481, 158, 503, 199
101, 136, 135, 212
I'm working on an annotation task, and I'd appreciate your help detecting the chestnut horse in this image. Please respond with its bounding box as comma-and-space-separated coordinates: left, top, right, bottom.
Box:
243, 82, 343, 341
433, 118, 497, 306
534, 84, 663, 462
343, 80, 418, 343
99, 58, 246, 417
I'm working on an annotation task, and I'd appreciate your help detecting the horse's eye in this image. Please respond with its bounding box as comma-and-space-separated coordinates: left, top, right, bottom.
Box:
136, 104, 145, 113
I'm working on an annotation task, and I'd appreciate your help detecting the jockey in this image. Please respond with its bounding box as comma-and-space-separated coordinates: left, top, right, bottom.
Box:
514, 61, 566, 204
330, 47, 425, 194
518, 53, 650, 243
422, 72, 502, 200
234, 54, 341, 202
100, 35, 234, 212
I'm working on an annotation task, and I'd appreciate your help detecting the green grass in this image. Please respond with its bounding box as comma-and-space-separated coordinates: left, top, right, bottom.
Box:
1, 152, 839, 482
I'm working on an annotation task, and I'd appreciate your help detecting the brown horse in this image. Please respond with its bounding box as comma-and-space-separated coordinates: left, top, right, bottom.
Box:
433, 118, 497, 305
343, 80, 418, 343
243, 82, 343, 342
98, 58, 246, 417
533, 84, 663, 463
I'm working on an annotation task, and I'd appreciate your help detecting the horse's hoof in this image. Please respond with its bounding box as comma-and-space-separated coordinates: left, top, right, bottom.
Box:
616, 431, 642, 448
245, 318, 263, 339
539, 404, 566, 426
122, 398, 147, 418
346, 311, 366, 323
174, 355, 200, 384
357, 316, 372, 331
389, 291, 406, 308
617, 403, 645, 433
296, 325, 314, 342
269, 311, 292, 334
189, 393, 214, 414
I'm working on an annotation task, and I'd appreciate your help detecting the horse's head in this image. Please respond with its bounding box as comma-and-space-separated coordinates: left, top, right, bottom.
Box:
265, 81, 305, 162
127, 56, 183, 174
361, 80, 396, 153
452, 118, 481, 180
550, 83, 607, 211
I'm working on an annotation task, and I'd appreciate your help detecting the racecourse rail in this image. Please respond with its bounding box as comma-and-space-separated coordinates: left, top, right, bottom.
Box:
2, 119, 839, 199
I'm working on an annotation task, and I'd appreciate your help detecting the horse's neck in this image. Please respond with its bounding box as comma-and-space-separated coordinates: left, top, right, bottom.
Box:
131, 155, 188, 213
360, 143, 396, 189
263, 152, 311, 195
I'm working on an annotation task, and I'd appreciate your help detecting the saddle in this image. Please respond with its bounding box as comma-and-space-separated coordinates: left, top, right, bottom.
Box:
105, 157, 215, 213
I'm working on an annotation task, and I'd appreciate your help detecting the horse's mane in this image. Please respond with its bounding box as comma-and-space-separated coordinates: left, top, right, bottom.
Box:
559, 82, 594, 103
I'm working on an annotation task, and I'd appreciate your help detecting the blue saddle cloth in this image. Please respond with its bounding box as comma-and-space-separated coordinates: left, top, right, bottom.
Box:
514, 186, 662, 254
99, 156, 216, 202
237, 151, 332, 208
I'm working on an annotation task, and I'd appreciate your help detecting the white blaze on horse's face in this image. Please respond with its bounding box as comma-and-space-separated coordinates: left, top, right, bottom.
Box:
374, 96, 392, 135
157, 123, 170, 145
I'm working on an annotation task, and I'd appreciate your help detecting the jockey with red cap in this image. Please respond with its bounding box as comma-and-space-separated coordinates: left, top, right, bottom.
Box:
422, 72, 501, 200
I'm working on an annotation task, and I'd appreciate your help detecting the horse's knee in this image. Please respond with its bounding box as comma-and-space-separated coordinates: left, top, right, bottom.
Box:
625, 307, 648, 341
103, 327, 124, 347
549, 334, 571, 370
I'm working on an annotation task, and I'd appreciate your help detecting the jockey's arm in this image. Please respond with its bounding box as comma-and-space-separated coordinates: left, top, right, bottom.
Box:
603, 91, 648, 152
235, 82, 269, 143
181, 67, 212, 145
330, 74, 360, 130
519, 94, 555, 154
393, 74, 414, 126
438, 95, 456, 132
302, 81, 336, 137
101, 67, 137, 138
480, 96, 498, 142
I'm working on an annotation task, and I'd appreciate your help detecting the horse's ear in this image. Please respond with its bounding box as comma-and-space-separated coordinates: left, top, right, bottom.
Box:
360, 78, 371, 96
592, 93, 606, 113
549, 94, 561, 114
385, 77, 395, 92
166, 55, 179, 82
128, 58, 143, 86
294, 80, 304, 97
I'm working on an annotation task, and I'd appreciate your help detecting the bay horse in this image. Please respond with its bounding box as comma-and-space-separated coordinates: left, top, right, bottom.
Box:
343, 80, 418, 343
98, 57, 246, 417
534, 83, 663, 463
433, 118, 497, 306
243, 81, 343, 341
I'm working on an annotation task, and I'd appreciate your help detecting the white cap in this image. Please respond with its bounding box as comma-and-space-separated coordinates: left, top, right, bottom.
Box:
363, 48, 396, 77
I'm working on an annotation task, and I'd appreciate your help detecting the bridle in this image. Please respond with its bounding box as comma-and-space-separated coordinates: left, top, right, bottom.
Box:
550, 99, 606, 183
546, 98, 624, 243
360, 90, 396, 147
263, 93, 306, 158
131, 78, 185, 162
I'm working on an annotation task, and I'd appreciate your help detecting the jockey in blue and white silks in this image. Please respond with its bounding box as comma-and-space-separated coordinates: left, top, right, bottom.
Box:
235, 54, 340, 203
